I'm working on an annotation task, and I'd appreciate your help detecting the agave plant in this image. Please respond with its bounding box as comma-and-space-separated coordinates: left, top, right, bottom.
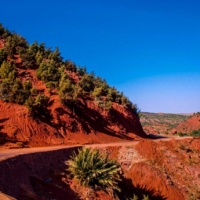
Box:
128, 194, 138, 200
128, 194, 150, 200
68, 147, 122, 196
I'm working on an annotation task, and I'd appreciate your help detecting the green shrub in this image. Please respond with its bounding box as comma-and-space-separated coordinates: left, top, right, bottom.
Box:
0, 78, 31, 104
93, 87, 104, 98
30, 87, 38, 95
0, 61, 16, 79
127, 194, 150, 200
68, 147, 121, 197
79, 73, 95, 92
95, 97, 113, 111
190, 129, 200, 137
65, 60, 77, 72
0, 49, 6, 65
36, 60, 60, 83
128, 194, 138, 200
107, 87, 118, 102
177, 132, 183, 137
46, 81, 57, 89
77, 66, 86, 76
16, 142, 24, 148
26, 94, 49, 113
142, 195, 150, 200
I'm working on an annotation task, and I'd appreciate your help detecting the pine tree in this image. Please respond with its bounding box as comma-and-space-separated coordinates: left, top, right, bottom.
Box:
0, 61, 16, 79
0, 49, 6, 65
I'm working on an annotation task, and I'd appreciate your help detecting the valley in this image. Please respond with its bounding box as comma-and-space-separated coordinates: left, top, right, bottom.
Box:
140, 112, 190, 135
0, 24, 199, 200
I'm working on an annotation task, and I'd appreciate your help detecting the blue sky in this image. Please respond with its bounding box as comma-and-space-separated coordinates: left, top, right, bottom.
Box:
0, 0, 200, 113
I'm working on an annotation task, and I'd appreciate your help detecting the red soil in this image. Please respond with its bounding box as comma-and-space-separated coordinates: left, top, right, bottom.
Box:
170, 114, 200, 134
135, 138, 200, 200
143, 125, 158, 135
126, 162, 183, 200
0, 97, 145, 148
0, 38, 6, 48
0, 138, 199, 200
0, 61, 146, 147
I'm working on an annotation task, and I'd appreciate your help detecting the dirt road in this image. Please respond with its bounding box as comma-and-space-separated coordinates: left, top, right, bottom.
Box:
0, 135, 193, 161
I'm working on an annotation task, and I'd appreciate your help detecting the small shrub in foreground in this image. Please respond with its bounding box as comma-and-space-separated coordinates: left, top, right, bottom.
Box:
68, 147, 122, 197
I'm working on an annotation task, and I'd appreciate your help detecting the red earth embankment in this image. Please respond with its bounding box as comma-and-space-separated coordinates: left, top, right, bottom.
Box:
0, 147, 79, 199
0, 97, 146, 148
135, 139, 200, 200
125, 162, 183, 200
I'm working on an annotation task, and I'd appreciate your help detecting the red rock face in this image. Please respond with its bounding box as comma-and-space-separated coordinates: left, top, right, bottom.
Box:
0, 96, 146, 147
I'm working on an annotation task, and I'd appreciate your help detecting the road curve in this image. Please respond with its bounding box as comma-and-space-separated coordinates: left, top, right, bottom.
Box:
0, 135, 193, 161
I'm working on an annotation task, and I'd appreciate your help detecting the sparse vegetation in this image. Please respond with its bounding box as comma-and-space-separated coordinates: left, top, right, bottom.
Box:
190, 129, 200, 137
140, 112, 190, 134
25, 94, 50, 114
188, 184, 200, 200
179, 144, 186, 151
177, 132, 187, 137
175, 129, 200, 137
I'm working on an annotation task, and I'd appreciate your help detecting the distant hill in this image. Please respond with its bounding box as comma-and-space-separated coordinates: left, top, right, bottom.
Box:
140, 112, 190, 134
169, 112, 200, 135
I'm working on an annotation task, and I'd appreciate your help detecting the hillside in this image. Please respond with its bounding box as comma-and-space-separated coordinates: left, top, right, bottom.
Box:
140, 112, 190, 135
169, 113, 200, 135
1, 23, 200, 200
0, 24, 146, 147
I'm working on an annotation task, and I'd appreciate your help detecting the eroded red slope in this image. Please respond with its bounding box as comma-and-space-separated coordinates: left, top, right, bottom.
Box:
170, 113, 200, 134
0, 94, 146, 147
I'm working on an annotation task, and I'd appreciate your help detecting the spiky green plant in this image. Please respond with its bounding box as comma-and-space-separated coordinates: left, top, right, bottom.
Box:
68, 147, 122, 196
142, 195, 150, 200
128, 194, 138, 200
127, 194, 150, 200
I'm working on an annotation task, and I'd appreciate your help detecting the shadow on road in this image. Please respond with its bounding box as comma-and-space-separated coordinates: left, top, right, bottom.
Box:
147, 134, 169, 139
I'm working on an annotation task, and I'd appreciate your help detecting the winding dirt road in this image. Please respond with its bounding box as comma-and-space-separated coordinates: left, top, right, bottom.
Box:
0, 135, 193, 161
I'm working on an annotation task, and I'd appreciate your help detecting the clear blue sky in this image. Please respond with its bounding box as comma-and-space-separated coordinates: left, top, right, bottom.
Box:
1, 0, 200, 113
